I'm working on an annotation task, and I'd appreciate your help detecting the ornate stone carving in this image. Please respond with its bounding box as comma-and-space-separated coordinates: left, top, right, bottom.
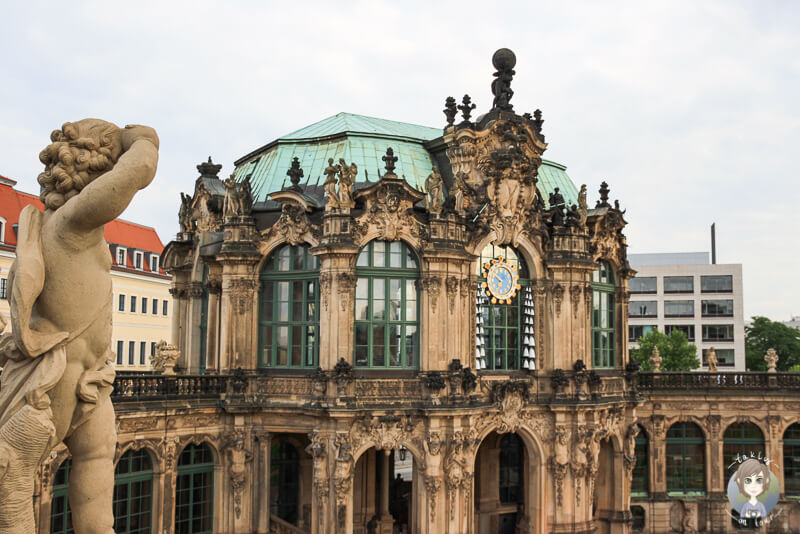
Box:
225, 433, 252, 519
223, 173, 253, 218
151, 340, 180, 375
323, 158, 339, 211
765, 348, 779, 372
650, 346, 662, 372
120, 416, 160, 433
570, 284, 582, 318
705, 415, 721, 439
420, 275, 442, 312
423, 475, 442, 522
552, 283, 565, 316
425, 170, 444, 216
228, 278, 258, 314
319, 272, 332, 311
767, 415, 782, 439
336, 273, 357, 313
445, 276, 459, 314
459, 277, 472, 298
354, 180, 424, 242
264, 202, 313, 246
651, 415, 666, 440
337, 159, 357, 210
548, 456, 568, 507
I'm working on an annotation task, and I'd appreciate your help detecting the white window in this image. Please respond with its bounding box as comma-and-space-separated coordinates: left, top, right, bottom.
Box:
149, 254, 159, 272
139, 341, 147, 365
152, 298, 158, 315
116, 340, 124, 365
0, 217, 6, 244
134, 251, 144, 270
0, 278, 7, 300
118, 293, 126, 312
142, 297, 148, 314
116, 247, 127, 266
162, 300, 168, 316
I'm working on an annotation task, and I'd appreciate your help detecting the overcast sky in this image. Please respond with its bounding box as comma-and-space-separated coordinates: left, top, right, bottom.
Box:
1, 1, 798, 321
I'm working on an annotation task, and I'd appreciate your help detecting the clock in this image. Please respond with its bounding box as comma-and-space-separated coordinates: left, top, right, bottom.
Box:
481, 256, 521, 304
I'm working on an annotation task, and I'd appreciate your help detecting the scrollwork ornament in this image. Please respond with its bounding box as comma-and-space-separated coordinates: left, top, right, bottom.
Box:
424, 475, 442, 522
446, 276, 459, 314
552, 283, 565, 316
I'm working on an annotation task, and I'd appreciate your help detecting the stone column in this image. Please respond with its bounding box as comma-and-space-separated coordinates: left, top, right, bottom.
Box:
379, 451, 392, 529
314, 244, 358, 370
255, 432, 272, 534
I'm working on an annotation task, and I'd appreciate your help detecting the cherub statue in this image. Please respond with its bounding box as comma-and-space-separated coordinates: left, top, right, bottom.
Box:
323, 158, 340, 211
0, 120, 158, 533
425, 169, 443, 216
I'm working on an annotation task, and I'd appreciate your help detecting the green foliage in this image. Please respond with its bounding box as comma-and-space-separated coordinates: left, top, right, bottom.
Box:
745, 316, 800, 371
631, 328, 700, 371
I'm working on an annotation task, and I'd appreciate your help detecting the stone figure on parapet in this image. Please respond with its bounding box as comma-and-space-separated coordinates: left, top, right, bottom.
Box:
323, 158, 340, 211
337, 158, 357, 209
425, 169, 443, 216
223, 173, 253, 218
0, 119, 159, 533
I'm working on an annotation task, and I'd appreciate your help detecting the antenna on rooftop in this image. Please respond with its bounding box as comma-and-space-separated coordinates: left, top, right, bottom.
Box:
711, 223, 716, 264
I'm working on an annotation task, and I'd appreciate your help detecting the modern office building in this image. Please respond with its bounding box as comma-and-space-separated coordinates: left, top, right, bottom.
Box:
0, 174, 172, 371
784, 316, 800, 331
627, 252, 745, 370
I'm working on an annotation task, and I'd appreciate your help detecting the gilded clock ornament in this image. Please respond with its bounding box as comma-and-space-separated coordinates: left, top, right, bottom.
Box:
481, 256, 522, 304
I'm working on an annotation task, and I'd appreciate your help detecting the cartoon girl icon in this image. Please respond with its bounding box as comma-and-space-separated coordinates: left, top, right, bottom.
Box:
735, 458, 770, 518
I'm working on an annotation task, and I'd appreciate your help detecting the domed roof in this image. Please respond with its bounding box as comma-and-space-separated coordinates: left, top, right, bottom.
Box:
232, 112, 579, 209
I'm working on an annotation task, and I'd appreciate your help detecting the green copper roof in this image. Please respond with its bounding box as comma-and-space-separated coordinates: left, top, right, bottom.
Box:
233, 112, 579, 207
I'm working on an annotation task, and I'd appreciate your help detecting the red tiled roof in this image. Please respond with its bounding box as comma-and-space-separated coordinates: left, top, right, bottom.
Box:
0, 178, 167, 276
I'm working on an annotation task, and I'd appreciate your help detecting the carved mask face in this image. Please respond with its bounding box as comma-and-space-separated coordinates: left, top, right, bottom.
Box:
386, 192, 400, 212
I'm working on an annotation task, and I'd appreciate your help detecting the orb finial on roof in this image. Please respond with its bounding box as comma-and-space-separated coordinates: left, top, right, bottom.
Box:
382, 147, 398, 178
491, 48, 516, 112
197, 156, 222, 179
286, 157, 304, 192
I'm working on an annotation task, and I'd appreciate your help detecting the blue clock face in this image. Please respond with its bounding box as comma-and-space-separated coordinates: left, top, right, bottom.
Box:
486, 261, 519, 301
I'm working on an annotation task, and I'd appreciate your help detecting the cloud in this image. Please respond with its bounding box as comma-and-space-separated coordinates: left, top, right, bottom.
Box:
1, 0, 798, 319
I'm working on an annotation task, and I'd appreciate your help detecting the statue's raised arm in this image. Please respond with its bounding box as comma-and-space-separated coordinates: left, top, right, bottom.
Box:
39, 120, 159, 234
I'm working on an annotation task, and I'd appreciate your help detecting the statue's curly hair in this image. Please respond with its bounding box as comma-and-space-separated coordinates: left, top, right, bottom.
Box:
37, 120, 120, 211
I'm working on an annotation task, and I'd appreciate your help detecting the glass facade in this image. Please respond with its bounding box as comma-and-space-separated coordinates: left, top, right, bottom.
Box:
664, 276, 693, 293
701, 299, 734, 317
702, 348, 735, 367
629, 277, 656, 294
701, 275, 733, 293
629, 325, 656, 342
702, 324, 734, 342
665, 324, 695, 341
355, 241, 419, 368
666, 422, 705, 495
175, 444, 214, 534
475, 244, 534, 370
591, 262, 616, 368
629, 301, 657, 318
259, 245, 320, 368
664, 300, 694, 317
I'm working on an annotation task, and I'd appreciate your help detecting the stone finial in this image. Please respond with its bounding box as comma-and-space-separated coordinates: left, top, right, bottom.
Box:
286, 157, 304, 191
382, 147, 398, 178
152, 340, 181, 375
650, 346, 662, 372
197, 156, 222, 179
458, 94, 476, 123
706, 346, 718, 373
532, 109, 544, 134
765, 348, 779, 373
443, 96, 458, 126
491, 48, 516, 111
596, 181, 611, 208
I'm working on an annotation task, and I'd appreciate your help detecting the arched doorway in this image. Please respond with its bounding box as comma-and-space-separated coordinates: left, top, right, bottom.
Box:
268, 434, 313, 530
352, 446, 420, 534
474, 432, 530, 534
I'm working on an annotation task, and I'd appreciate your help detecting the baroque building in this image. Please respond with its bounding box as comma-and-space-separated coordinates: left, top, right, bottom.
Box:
31, 49, 800, 534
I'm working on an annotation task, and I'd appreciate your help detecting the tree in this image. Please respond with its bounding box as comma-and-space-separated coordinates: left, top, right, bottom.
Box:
745, 316, 800, 371
631, 329, 700, 371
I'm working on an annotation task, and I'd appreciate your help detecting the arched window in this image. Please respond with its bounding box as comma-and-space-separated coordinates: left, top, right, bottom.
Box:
631, 425, 649, 496
591, 262, 616, 368
723, 422, 764, 470
499, 434, 524, 505
355, 241, 419, 368
259, 244, 320, 368
666, 422, 705, 495
270, 440, 300, 524
114, 450, 154, 534
175, 443, 214, 534
50, 459, 72, 534
783, 423, 800, 496
475, 244, 534, 370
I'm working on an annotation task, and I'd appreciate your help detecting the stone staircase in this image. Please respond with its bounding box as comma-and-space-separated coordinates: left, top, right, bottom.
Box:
269, 514, 308, 534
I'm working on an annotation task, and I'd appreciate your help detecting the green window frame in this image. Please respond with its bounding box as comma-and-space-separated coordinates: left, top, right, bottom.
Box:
50, 459, 73, 534
114, 450, 153, 534
475, 244, 534, 371
591, 262, 616, 368
666, 422, 706, 495
259, 244, 320, 368
175, 443, 214, 534
354, 241, 419, 369
784, 423, 800, 496
723, 423, 764, 471
631, 425, 649, 497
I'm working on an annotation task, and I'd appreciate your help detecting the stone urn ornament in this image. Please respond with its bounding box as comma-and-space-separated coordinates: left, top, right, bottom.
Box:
765, 348, 779, 373
0, 119, 158, 533
650, 346, 662, 372
151, 340, 180, 375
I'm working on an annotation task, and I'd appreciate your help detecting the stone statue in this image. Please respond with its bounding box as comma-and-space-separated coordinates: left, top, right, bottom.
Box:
578, 184, 588, 226
650, 346, 662, 372
765, 348, 779, 372
239, 175, 253, 216
452, 172, 469, 215
0, 119, 158, 533
323, 158, 340, 211
151, 340, 180, 375
223, 174, 240, 218
337, 158, 356, 208
425, 169, 443, 216
706, 346, 718, 372
179, 192, 194, 233
226, 435, 253, 519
